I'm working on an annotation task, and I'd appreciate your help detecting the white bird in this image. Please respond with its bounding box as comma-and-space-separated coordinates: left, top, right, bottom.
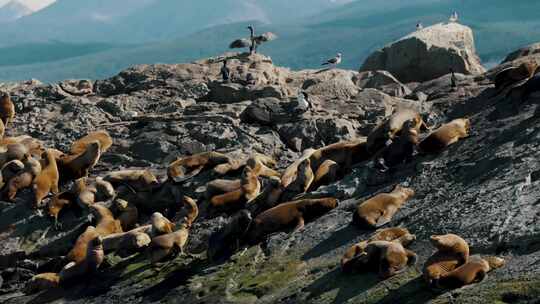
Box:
449, 11, 459, 23
322, 53, 342, 67
416, 22, 423, 31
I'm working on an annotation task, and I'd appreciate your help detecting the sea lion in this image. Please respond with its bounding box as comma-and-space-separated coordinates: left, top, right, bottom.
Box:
308, 139, 369, 172
148, 197, 199, 263
350, 240, 417, 278
0, 92, 15, 128
59, 235, 104, 285
32, 149, 60, 208
247, 197, 338, 243
1, 159, 24, 182
282, 158, 314, 200
48, 191, 77, 229
206, 178, 242, 198
309, 159, 339, 192
150, 212, 175, 236
6, 154, 41, 202
114, 199, 139, 231
167, 151, 230, 182
494, 61, 538, 90
438, 255, 505, 288
67, 226, 99, 263
419, 118, 470, 154
207, 210, 253, 261
59, 141, 101, 180
353, 185, 415, 228
75, 177, 96, 207
281, 148, 316, 189
377, 119, 419, 170
210, 166, 261, 210
366, 107, 428, 153
70, 130, 113, 155
0, 119, 4, 139
341, 227, 416, 273
94, 177, 115, 201
90, 203, 123, 236
246, 154, 280, 178
104, 169, 159, 191
0, 143, 28, 166
423, 234, 470, 288
24, 272, 60, 294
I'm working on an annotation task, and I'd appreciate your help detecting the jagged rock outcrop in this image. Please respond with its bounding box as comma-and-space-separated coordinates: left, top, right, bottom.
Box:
503, 42, 540, 63
360, 22, 486, 83
1, 45, 540, 304
357, 70, 411, 97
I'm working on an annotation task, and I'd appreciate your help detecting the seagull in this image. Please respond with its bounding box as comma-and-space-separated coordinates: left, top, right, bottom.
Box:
322, 53, 342, 68
416, 22, 423, 31
449, 11, 458, 23
229, 25, 278, 55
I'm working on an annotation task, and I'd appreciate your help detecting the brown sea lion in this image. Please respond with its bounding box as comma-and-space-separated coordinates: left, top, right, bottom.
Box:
167, 151, 229, 182
351, 240, 417, 278
59, 141, 101, 180
367, 107, 428, 153
48, 191, 77, 229
0, 119, 4, 139
309, 159, 339, 192
0, 92, 15, 128
70, 130, 113, 155
32, 149, 60, 208
282, 158, 314, 199
419, 118, 470, 154
24, 272, 60, 294
1, 159, 24, 182
75, 177, 96, 207
341, 227, 416, 273
281, 148, 316, 189
494, 61, 538, 90
206, 178, 241, 198
377, 119, 419, 170
67, 226, 99, 263
114, 199, 139, 231
423, 234, 470, 288
246, 153, 280, 178
353, 185, 415, 228
59, 235, 104, 285
438, 255, 505, 288
90, 203, 123, 236
6, 154, 41, 202
248, 197, 338, 243
0, 143, 28, 167
308, 138, 369, 172
148, 197, 199, 263
150, 212, 175, 236
210, 166, 261, 210
104, 169, 159, 191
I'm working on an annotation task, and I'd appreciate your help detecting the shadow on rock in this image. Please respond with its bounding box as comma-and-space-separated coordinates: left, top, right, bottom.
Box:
302, 224, 367, 261
304, 267, 379, 304
377, 277, 440, 304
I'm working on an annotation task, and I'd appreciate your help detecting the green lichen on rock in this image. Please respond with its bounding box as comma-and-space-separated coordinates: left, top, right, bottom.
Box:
189, 246, 306, 303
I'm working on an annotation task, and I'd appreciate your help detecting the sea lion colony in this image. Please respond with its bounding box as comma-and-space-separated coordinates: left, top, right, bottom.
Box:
3, 58, 537, 295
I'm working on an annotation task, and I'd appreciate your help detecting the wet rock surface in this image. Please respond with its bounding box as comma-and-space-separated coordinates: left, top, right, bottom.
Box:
0, 48, 539, 304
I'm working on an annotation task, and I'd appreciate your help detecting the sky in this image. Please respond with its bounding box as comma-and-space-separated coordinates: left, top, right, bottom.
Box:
0, 0, 55, 10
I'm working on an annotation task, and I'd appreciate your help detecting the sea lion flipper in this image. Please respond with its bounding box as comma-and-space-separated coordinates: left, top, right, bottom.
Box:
172, 166, 204, 183
293, 216, 305, 232
375, 216, 391, 228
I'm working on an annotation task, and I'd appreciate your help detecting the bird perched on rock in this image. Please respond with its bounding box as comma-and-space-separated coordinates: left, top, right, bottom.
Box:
229, 25, 277, 55
416, 22, 423, 31
322, 53, 342, 68
449, 11, 459, 23
296, 91, 310, 111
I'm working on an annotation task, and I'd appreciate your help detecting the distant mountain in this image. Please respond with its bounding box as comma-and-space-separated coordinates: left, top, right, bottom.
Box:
1, 0, 540, 82
0, 0, 33, 23
0, 0, 354, 47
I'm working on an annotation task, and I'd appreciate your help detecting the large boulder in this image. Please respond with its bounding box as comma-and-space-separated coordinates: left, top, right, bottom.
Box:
360, 22, 486, 83
357, 70, 411, 97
